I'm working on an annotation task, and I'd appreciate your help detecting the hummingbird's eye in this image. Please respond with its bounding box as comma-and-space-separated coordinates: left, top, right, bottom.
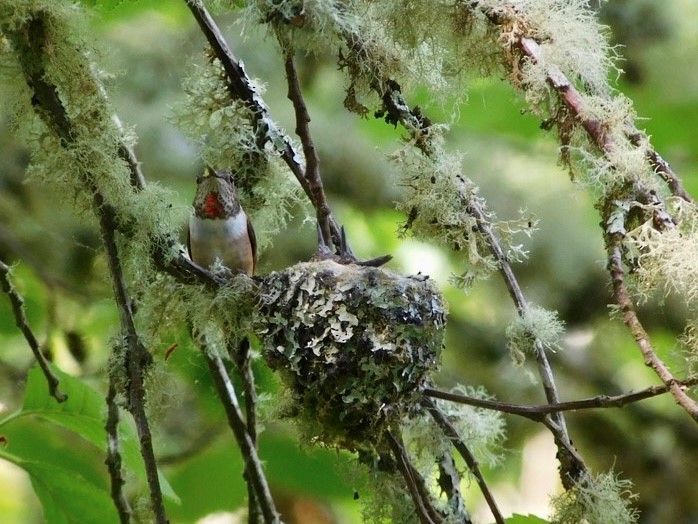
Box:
196, 175, 204, 184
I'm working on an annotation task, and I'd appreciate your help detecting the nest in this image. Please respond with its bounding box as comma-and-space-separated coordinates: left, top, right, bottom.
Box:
257, 260, 446, 449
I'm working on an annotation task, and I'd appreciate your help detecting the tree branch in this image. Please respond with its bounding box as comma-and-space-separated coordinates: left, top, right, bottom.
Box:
282, 51, 334, 251
0, 259, 67, 403
6, 14, 166, 522
424, 376, 698, 421
385, 431, 442, 524
96, 194, 166, 524
465, 197, 571, 444
463, 0, 693, 204
605, 234, 698, 421
354, 56, 576, 479
229, 338, 262, 523
203, 348, 280, 524
105, 382, 132, 524
424, 399, 504, 524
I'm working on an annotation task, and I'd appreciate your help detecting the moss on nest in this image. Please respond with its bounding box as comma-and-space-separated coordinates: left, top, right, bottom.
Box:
257, 259, 446, 450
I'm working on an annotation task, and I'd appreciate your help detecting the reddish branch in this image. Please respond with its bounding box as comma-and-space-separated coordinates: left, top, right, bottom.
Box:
606, 237, 698, 421
283, 52, 334, 248
466, 0, 693, 203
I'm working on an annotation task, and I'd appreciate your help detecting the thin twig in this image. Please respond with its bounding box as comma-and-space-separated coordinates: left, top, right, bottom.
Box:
203, 349, 280, 524
0, 259, 67, 403
424, 376, 698, 421
605, 235, 698, 421
424, 399, 505, 524
282, 51, 333, 250
466, 198, 571, 441
385, 432, 441, 524
105, 382, 132, 524
229, 338, 261, 523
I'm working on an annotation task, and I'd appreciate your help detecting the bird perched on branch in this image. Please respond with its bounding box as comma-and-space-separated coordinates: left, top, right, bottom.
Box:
188, 166, 256, 276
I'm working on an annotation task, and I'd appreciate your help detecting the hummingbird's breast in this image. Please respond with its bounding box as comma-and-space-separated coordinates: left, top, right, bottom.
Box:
188, 211, 254, 275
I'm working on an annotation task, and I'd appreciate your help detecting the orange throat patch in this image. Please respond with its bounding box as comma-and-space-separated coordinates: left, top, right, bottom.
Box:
203, 192, 225, 218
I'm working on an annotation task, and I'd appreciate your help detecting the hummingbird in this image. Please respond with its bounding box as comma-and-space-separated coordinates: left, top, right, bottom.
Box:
188, 167, 257, 276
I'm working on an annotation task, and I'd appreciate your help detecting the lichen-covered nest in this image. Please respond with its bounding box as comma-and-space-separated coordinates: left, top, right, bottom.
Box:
257, 260, 446, 449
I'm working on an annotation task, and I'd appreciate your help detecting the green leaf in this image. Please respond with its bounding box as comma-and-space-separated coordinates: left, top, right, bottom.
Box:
7, 454, 119, 524
1, 365, 180, 505
262, 431, 354, 499
505, 514, 551, 524
0, 421, 118, 524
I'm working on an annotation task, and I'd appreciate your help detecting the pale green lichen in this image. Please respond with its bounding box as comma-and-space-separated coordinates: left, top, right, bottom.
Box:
550, 470, 639, 524
241, 0, 360, 53
507, 0, 619, 97
357, 464, 422, 524
433, 385, 505, 468
397, 385, 505, 520
564, 97, 657, 193
257, 259, 446, 449
390, 140, 534, 291
506, 305, 565, 364
172, 57, 259, 171
0, 1, 187, 319
626, 200, 698, 308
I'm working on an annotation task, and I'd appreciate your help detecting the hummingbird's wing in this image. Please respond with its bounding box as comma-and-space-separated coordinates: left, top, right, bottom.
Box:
186, 222, 192, 260
247, 216, 257, 274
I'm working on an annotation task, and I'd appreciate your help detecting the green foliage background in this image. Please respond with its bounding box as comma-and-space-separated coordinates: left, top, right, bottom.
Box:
0, 0, 697, 522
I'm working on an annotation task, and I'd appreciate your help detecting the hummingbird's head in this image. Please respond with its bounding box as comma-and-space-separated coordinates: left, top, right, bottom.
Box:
193, 167, 240, 219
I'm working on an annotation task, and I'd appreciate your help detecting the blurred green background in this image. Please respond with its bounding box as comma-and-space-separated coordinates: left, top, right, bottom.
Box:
1, 0, 697, 522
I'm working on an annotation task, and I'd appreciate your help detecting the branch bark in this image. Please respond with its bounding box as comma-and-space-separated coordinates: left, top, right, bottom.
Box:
0, 259, 67, 403
424, 400, 504, 524
105, 382, 133, 524
605, 235, 698, 421
283, 51, 333, 249
6, 13, 166, 522
386, 431, 442, 524
96, 194, 166, 524
424, 375, 698, 421
204, 349, 280, 524
229, 338, 262, 523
